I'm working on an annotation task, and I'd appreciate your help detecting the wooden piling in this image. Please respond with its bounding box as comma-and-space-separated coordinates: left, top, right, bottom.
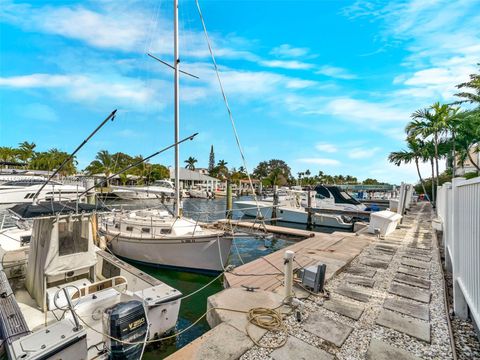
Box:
226, 179, 233, 219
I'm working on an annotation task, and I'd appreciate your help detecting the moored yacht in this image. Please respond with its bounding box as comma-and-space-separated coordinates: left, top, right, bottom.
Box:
112, 179, 176, 200
0, 202, 181, 359
0, 178, 86, 204
235, 189, 353, 229
99, 209, 230, 273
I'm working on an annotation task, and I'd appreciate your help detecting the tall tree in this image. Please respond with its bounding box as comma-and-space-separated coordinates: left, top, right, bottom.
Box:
184, 156, 198, 170
85, 150, 114, 186
18, 141, 36, 166
388, 137, 429, 202
406, 103, 452, 190
455, 64, 480, 105
208, 145, 215, 172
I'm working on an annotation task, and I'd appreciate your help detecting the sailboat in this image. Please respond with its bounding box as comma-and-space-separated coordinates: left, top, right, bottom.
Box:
100, 0, 231, 274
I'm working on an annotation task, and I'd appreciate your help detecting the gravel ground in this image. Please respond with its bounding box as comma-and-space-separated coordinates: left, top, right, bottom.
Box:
240, 203, 456, 360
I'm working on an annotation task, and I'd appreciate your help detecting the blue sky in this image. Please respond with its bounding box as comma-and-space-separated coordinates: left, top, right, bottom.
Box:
1, 0, 479, 183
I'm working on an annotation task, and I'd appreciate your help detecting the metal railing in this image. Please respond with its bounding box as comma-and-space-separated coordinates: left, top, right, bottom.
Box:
437, 176, 480, 328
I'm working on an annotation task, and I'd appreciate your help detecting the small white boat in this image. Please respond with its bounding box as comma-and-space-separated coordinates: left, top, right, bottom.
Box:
189, 184, 212, 199
100, 209, 231, 273
0, 202, 181, 359
0, 178, 86, 204
112, 179, 176, 200
235, 189, 353, 229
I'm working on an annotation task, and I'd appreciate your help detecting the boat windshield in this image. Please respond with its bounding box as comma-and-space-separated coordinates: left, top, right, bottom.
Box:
152, 180, 174, 189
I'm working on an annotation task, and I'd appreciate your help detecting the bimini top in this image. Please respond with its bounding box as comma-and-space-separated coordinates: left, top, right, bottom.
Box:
9, 201, 110, 219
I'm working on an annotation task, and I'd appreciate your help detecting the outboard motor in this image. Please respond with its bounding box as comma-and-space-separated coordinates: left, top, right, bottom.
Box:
103, 300, 148, 359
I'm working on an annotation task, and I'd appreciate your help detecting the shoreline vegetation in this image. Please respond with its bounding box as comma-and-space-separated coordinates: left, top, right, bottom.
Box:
389, 64, 480, 204
0, 147, 389, 187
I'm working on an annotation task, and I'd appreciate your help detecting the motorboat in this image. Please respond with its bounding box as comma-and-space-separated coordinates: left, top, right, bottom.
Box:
112, 179, 176, 200
0, 201, 181, 359
0, 178, 86, 204
100, 209, 230, 273
314, 185, 367, 211
235, 189, 353, 229
188, 184, 212, 199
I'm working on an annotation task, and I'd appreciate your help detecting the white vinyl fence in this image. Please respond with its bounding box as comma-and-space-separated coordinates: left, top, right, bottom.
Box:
437, 177, 480, 328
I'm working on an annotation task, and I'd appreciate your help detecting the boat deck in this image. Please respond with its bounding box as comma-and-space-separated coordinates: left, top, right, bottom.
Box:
224, 230, 372, 292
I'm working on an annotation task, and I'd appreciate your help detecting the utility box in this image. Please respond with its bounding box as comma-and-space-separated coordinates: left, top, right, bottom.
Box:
298, 264, 326, 293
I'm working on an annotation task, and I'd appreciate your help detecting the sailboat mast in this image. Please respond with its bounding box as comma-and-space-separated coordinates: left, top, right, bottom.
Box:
173, 0, 181, 217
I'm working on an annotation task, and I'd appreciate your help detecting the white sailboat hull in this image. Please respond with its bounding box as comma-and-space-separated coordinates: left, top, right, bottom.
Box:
105, 233, 232, 273
235, 201, 352, 229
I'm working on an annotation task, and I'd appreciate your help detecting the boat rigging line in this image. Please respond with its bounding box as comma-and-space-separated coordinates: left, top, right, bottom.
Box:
31, 109, 118, 204
147, 53, 199, 79
77, 132, 199, 200
194, 0, 267, 232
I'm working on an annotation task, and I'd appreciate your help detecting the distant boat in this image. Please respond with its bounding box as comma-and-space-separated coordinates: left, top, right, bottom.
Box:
0, 178, 86, 204
235, 188, 354, 229
112, 179, 176, 200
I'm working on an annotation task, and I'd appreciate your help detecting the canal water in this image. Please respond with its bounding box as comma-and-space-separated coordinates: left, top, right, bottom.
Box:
0, 197, 339, 359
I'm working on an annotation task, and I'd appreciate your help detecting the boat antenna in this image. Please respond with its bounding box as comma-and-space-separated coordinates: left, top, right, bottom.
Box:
77, 132, 199, 199
32, 109, 117, 204
173, 0, 181, 217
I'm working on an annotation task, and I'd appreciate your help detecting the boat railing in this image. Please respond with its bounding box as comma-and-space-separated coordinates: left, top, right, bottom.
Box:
71, 276, 128, 300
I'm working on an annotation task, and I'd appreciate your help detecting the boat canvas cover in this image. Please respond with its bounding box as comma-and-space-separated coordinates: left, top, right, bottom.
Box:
9, 201, 109, 219
26, 216, 97, 308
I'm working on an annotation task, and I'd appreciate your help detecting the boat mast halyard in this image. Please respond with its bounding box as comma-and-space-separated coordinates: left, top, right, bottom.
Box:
174, 0, 181, 218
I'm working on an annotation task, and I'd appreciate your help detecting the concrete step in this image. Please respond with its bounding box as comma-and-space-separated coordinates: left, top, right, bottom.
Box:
304, 312, 353, 347
394, 273, 431, 289
366, 339, 422, 360
345, 275, 375, 288
389, 282, 430, 303
376, 309, 431, 343
360, 257, 390, 269
335, 284, 371, 303
383, 297, 429, 321
323, 298, 365, 320
345, 267, 376, 278
271, 336, 334, 360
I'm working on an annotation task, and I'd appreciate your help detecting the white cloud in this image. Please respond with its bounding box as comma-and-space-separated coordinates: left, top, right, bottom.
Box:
270, 44, 310, 58
286, 95, 408, 123
343, 0, 480, 101
260, 60, 314, 70
297, 158, 340, 165
0, 73, 161, 110
315, 143, 338, 153
285, 79, 317, 89
316, 66, 357, 80
348, 147, 381, 159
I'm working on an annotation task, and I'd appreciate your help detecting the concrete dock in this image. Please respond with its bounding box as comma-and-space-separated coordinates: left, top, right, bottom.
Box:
167, 203, 453, 360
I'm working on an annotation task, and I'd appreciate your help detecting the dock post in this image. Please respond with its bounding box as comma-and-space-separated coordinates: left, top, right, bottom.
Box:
226, 179, 233, 219
306, 186, 312, 229
284, 250, 295, 302
85, 178, 96, 205
271, 185, 278, 225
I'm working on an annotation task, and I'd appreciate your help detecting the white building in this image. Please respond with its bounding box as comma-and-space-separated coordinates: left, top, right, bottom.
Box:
169, 167, 220, 190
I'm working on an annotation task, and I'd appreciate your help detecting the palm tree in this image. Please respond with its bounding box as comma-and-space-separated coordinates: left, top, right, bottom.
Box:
455, 64, 480, 105
85, 150, 114, 186
17, 141, 36, 166
406, 103, 452, 189
184, 156, 198, 170
389, 138, 429, 202
0, 147, 17, 167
